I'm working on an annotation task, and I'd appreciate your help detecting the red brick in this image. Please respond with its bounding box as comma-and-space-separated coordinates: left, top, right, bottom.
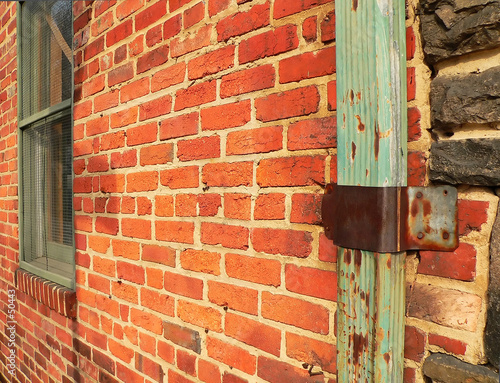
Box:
198, 194, 222, 216
160, 166, 199, 189
178, 301, 222, 332
117, 261, 145, 285
198, 359, 220, 383
75, 8, 92, 33
163, 14, 182, 40
83, 75, 105, 97
94, 256, 116, 277
122, 218, 151, 240
419, 242, 476, 281
207, 337, 256, 374
86, 115, 109, 137
160, 112, 198, 140
142, 244, 176, 267
220, 65, 275, 98
126, 171, 158, 192
288, 117, 336, 151
163, 320, 201, 354
319, 233, 337, 263
290, 193, 322, 224
163, 270, 203, 299
404, 367, 416, 383
84, 36, 105, 61
175, 80, 217, 111
208, 0, 230, 16
225, 253, 281, 287
129, 35, 145, 57
458, 199, 489, 236
109, 339, 134, 363
239, 25, 298, 64
131, 308, 163, 335
201, 222, 249, 250
177, 349, 196, 376
112, 281, 138, 304
117, 363, 143, 383
155, 195, 174, 217
286, 333, 336, 373
407, 26, 416, 60
273, 0, 330, 19
94, 90, 119, 113
408, 67, 416, 101
113, 239, 141, 260
101, 131, 125, 151
216, 2, 269, 41
254, 193, 285, 220
252, 228, 312, 258
126, 122, 157, 146
108, 63, 134, 87
259, 357, 325, 383
140, 143, 174, 166
137, 196, 152, 215
95, 217, 119, 235
139, 95, 173, 121
302, 16, 317, 42
175, 194, 197, 217
180, 249, 220, 275
146, 24, 163, 47
117, 0, 145, 20
111, 150, 137, 169
121, 78, 150, 103
408, 106, 421, 142
169, 0, 192, 11
407, 151, 426, 186
320, 10, 335, 42
184, 2, 204, 28
135, 0, 167, 31
280, 47, 335, 83
404, 326, 426, 362
224, 193, 251, 220
100, 174, 125, 193
285, 264, 336, 301
257, 155, 325, 187
177, 136, 220, 161
87, 155, 109, 173
428, 333, 467, 355
106, 19, 133, 47
74, 100, 93, 120
156, 220, 195, 244
171, 24, 212, 58
141, 288, 174, 316
188, 46, 235, 80
201, 100, 251, 131
256, 86, 319, 122
202, 162, 253, 187
136, 353, 163, 381
137, 44, 170, 74
152, 62, 186, 92
208, 281, 258, 315
111, 107, 138, 129
115, 44, 127, 64
262, 292, 329, 334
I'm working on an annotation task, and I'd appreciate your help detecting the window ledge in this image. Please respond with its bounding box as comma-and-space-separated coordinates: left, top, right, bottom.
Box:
16, 269, 77, 319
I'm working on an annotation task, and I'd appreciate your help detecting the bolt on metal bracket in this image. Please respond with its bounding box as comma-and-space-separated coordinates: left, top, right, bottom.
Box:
321, 184, 458, 253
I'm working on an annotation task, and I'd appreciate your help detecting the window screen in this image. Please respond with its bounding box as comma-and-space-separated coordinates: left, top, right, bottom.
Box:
19, 0, 74, 289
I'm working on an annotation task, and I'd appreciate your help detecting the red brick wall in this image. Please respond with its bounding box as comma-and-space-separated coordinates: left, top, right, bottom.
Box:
0, 1, 495, 383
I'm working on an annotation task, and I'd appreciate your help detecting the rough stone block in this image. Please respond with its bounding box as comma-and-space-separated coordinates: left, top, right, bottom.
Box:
486, 205, 500, 365
423, 353, 498, 383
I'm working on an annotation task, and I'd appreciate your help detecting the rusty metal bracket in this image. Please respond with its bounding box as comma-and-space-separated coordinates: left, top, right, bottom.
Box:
321, 184, 458, 252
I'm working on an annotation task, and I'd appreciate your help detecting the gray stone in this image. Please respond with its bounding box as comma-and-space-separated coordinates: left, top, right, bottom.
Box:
420, 0, 500, 65
429, 139, 500, 186
430, 67, 500, 130
423, 353, 498, 383
486, 202, 500, 366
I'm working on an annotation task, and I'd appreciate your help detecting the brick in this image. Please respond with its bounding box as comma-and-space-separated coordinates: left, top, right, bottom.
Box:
100, 174, 125, 193
137, 44, 170, 74
216, 2, 269, 41
163, 320, 201, 354
112, 281, 138, 304
290, 193, 322, 224
198, 359, 220, 383
176, 194, 197, 217
115, 44, 127, 64
107, 19, 133, 47
146, 24, 163, 47
404, 326, 426, 362
224, 193, 251, 220
285, 264, 337, 301
177, 136, 220, 161
252, 228, 312, 258
302, 16, 317, 42
155, 195, 174, 217
239, 25, 298, 64
178, 301, 222, 332
120, 78, 150, 103
126, 122, 157, 146
146, 267, 164, 289
160, 112, 198, 140
198, 194, 222, 216
140, 143, 174, 166
254, 193, 286, 220
177, 349, 196, 376
208, 281, 258, 315
223, 373, 247, 383
428, 333, 467, 355
152, 62, 186, 92
131, 308, 163, 334
109, 339, 134, 363
141, 288, 174, 316
202, 162, 253, 187
111, 149, 137, 169
408, 107, 421, 142
419, 242, 476, 281
279, 47, 335, 83
319, 233, 337, 263
407, 66, 416, 101
163, 14, 182, 40
207, 337, 256, 374
288, 117, 336, 151
273, 0, 330, 19
256, 86, 319, 122
117, 363, 143, 383
86, 115, 109, 137
286, 333, 336, 373
258, 356, 325, 383
87, 155, 109, 173
175, 80, 217, 111
188, 46, 235, 80
96, 217, 119, 235
209, 0, 230, 16
95, 90, 120, 113
129, 35, 144, 57
257, 155, 325, 187
201, 222, 249, 250
108, 63, 134, 87
262, 292, 329, 334
408, 151, 426, 186
220, 65, 275, 98
136, 353, 163, 381
320, 10, 335, 42
184, 2, 205, 28
135, 0, 167, 31
169, 0, 192, 11
160, 166, 199, 189
94, 256, 116, 277
111, 107, 138, 129
458, 199, 489, 236
101, 131, 125, 151
171, 24, 212, 58
122, 218, 151, 240
179, 248, 222, 276
162, 270, 203, 299
117, 0, 145, 20
117, 261, 145, 285
126, 171, 158, 192
139, 95, 173, 121
156, 220, 195, 244
113, 239, 141, 260
225, 253, 281, 287
404, 367, 416, 383
201, 100, 251, 131
84, 36, 105, 61
407, 26, 416, 61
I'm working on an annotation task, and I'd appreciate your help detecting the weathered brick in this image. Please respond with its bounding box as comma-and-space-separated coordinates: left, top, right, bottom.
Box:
320, 10, 335, 42
428, 334, 467, 355
256, 86, 319, 122
290, 193, 322, 224
408, 106, 421, 142
106, 19, 133, 47
224, 193, 251, 220
251, 228, 312, 258
220, 65, 275, 98
120, 78, 150, 103
209, 0, 230, 16
163, 270, 203, 299
198, 359, 221, 383
178, 301, 222, 332
208, 281, 258, 315
108, 63, 134, 87
225, 253, 281, 287
188, 46, 235, 80
117, 261, 145, 285
319, 233, 337, 263
177, 136, 220, 161
198, 194, 222, 216
458, 199, 489, 236
175, 80, 217, 111
160, 112, 198, 140
184, 2, 205, 28
405, 326, 426, 362
140, 143, 174, 166
139, 95, 172, 121
171, 24, 212, 58
302, 16, 317, 42
285, 264, 337, 301
111, 150, 137, 169
279, 47, 335, 83
146, 24, 163, 47
258, 357, 325, 383
111, 107, 138, 129
156, 220, 195, 244
135, 0, 167, 31
418, 242, 476, 281
122, 218, 151, 240
202, 162, 253, 187
257, 156, 325, 187
216, 2, 270, 41
201, 222, 249, 250
137, 44, 170, 74
126, 171, 158, 192
239, 25, 298, 64
94, 90, 119, 112
286, 333, 336, 373
288, 117, 336, 150
163, 14, 182, 40
142, 244, 176, 267
175, 194, 197, 217
201, 100, 251, 131
254, 193, 285, 220
151, 62, 186, 92
160, 166, 199, 189
126, 122, 157, 146
141, 288, 174, 316
207, 337, 256, 374
273, 0, 330, 19
163, 320, 201, 354
117, 0, 145, 20
180, 249, 220, 275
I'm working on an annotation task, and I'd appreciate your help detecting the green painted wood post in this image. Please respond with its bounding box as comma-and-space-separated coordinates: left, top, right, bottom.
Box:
335, 1, 407, 382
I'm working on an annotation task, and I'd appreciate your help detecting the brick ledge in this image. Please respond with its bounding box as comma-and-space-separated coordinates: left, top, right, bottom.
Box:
15, 269, 77, 319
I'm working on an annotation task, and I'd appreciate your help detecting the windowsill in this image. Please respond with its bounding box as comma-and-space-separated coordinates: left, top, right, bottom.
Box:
15, 268, 77, 319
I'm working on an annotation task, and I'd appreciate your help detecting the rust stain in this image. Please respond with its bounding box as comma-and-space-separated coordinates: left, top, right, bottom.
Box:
349, 90, 355, 106
410, 199, 419, 217
374, 122, 380, 160
354, 249, 362, 270
387, 256, 391, 269
423, 200, 431, 216
357, 91, 361, 100
383, 352, 391, 364
352, 332, 368, 366
352, 0, 358, 11
351, 142, 357, 160
345, 249, 352, 265
355, 115, 365, 132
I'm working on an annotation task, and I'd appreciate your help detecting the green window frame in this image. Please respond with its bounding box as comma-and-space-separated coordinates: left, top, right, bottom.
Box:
17, 0, 75, 289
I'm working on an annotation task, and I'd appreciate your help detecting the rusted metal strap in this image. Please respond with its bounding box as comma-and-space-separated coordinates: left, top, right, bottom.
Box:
322, 184, 458, 253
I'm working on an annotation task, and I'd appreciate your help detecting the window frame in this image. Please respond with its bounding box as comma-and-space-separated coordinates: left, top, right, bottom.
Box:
17, 1, 75, 290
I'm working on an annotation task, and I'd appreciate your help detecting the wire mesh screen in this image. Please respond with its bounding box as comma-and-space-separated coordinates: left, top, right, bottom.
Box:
20, 0, 72, 120
22, 110, 73, 269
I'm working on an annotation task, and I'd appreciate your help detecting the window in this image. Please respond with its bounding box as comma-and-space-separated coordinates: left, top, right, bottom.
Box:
18, 0, 74, 289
